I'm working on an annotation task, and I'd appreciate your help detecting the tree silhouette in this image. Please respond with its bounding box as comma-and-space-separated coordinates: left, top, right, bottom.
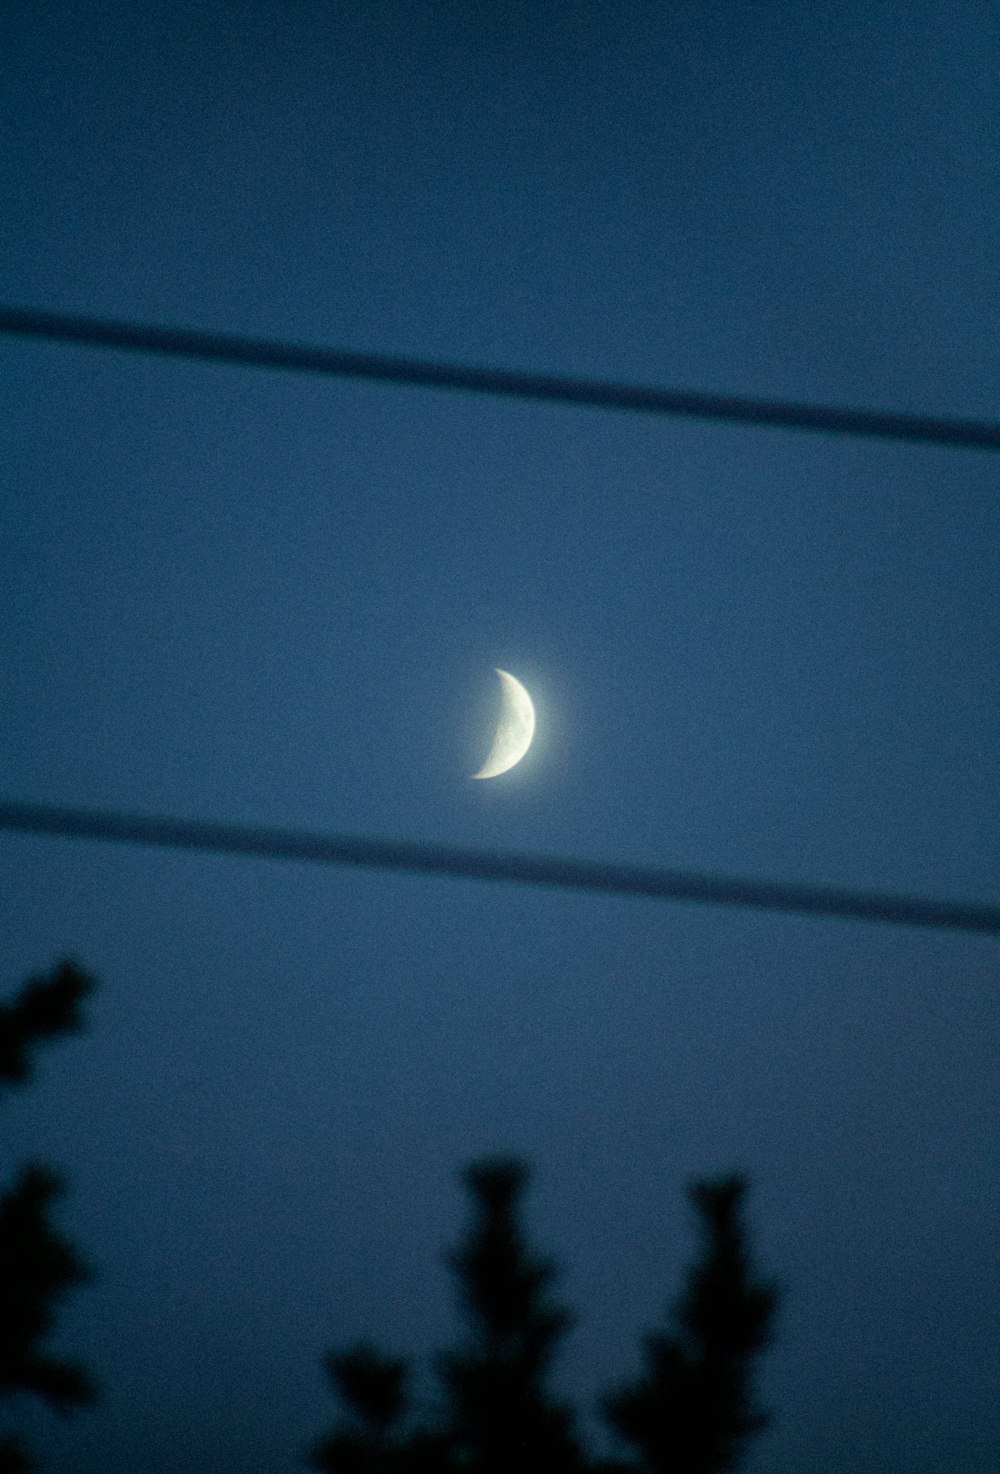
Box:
310, 1159, 777, 1474
0, 961, 97, 1473
309, 1343, 411, 1473
602, 1176, 777, 1473
437, 1159, 585, 1473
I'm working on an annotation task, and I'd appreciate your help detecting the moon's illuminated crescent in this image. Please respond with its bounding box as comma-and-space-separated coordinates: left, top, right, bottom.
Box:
472, 669, 536, 779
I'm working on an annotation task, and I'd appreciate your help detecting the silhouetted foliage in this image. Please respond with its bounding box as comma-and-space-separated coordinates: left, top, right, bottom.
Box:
437, 1159, 585, 1473
602, 1177, 777, 1473
310, 1344, 415, 1473
0, 961, 98, 1470
0, 962, 91, 1087
310, 1160, 777, 1474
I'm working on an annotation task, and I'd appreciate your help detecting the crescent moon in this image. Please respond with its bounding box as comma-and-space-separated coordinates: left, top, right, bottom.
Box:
472, 669, 536, 779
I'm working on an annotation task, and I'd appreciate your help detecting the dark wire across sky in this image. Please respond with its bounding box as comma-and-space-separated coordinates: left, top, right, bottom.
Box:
2, 802, 998, 935
4, 304, 1000, 449
2, 306, 998, 935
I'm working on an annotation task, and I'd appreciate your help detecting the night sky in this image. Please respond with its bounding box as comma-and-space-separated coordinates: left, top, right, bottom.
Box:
2, 5, 999, 1472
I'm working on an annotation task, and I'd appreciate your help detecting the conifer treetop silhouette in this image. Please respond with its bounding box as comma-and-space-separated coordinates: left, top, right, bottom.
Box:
603, 1176, 778, 1474
438, 1159, 585, 1474
310, 1157, 777, 1474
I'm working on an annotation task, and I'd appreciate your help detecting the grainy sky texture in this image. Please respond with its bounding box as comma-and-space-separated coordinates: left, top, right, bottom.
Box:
2, 5, 998, 1472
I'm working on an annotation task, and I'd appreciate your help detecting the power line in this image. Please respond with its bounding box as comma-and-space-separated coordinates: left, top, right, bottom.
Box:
3, 310, 996, 935
3, 304, 1000, 451
1, 800, 997, 935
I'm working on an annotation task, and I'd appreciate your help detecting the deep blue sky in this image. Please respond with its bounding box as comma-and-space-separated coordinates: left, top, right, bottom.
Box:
2, 5, 998, 1471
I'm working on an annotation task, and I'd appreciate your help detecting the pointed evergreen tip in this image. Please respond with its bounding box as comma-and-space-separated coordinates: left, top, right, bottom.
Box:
463, 1157, 529, 1207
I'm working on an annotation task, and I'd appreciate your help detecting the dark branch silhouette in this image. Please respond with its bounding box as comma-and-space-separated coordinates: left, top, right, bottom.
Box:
309, 1344, 417, 1473
0, 962, 92, 1087
437, 1160, 584, 1473
602, 1177, 778, 1473
0, 961, 98, 1472
309, 1159, 777, 1474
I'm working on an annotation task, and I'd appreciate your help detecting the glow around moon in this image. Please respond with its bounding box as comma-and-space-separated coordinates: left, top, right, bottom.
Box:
472, 669, 536, 779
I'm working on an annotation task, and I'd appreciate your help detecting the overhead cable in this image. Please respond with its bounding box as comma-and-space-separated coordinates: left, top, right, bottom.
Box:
1, 800, 997, 935
3, 304, 1000, 451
